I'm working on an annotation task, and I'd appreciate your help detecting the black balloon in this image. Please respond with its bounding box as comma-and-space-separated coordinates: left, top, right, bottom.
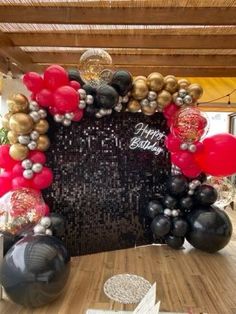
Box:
167, 175, 189, 196
83, 84, 97, 97
151, 215, 171, 237
68, 69, 84, 85
147, 200, 163, 219
195, 172, 207, 183
110, 70, 133, 96
96, 85, 119, 109
172, 218, 188, 237
194, 184, 218, 206
186, 205, 232, 253
166, 235, 184, 249
0, 232, 16, 255
179, 196, 194, 211
85, 104, 99, 116
163, 194, 177, 209
50, 213, 66, 238
0, 235, 70, 308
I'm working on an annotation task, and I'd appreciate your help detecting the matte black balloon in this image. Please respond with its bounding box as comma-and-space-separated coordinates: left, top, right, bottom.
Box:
50, 213, 66, 238
68, 69, 84, 85
147, 200, 164, 219
163, 194, 177, 209
194, 184, 218, 206
179, 196, 194, 211
85, 104, 99, 116
110, 70, 133, 96
0, 232, 16, 255
83, 84, 97, 98
167, 175, 189, 196
172, 218, 188, 237
195, 172, 207, 183
151, 215, 171, 237
0, 235, 70, 308
186, 205, 232, 253
96, 85, 119, 109
166, 235, 184, 249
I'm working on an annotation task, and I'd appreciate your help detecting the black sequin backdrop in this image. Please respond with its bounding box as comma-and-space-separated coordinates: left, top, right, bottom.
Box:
43, 112, 170, 256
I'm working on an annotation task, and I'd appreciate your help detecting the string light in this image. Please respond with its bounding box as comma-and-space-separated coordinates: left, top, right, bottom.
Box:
198, 88, 236, 105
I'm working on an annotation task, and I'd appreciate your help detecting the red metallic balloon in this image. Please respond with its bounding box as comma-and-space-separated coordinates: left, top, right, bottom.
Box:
23, 72, 44, 93
44, 65, 69, 91
54, 86, 78, 113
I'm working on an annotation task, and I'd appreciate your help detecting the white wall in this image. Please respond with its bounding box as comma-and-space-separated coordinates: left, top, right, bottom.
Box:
206, 112, 232, 137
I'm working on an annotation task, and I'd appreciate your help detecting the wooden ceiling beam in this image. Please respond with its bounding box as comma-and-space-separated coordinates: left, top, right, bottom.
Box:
0, 5, 235, 25
9, 33, 236, 49
29, 51, 236, 67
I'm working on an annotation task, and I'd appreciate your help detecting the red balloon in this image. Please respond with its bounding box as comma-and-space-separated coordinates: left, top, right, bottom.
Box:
31, 167, 53, 190
44, 65, 69, 91
182, 165, 202, 178
54, 86, 78, 113
70, 80, 81, 91
28, 151, 46, 164
23, 72, 44, 93
0, 174, 12, 196
165, 133, 181, 153
30, 93, 36, 100
195, 133, 236, 176
72, 109, 84, 122
35, 203, 50, 216
171, 151, 195, 169
163, 103, 179, 119
0, 145, 17, 170
12, 177, 32, 189
36, 88, 54, 108
12, 163, 24, 177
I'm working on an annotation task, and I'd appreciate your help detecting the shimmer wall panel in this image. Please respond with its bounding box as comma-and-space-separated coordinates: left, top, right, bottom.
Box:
43, 112, 170, 256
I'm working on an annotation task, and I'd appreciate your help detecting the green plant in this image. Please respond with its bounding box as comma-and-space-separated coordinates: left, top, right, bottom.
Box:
0, 126, 8, 144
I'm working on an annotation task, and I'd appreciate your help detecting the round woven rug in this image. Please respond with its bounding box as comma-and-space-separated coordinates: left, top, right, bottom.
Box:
103, 274, 152, 304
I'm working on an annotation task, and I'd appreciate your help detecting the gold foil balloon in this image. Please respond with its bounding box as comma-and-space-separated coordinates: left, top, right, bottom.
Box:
7, 131, 18, 144
37, 135, 50, 151
79, 48, 113, 88
157, 90, 172, 109
133, 76, 147, 82
142, 105, 156, 116
2, 113, 11, 130
34, 119, 49, 135
178, 78, 190, 90
147, 72, 164, 92
10, 143, 29, 161
7, 94, 29, 113
127, 99, 141, 112
132, 80, 149, 100
188, 83, 203, 100
9, 113, 34, 135
164, 75, 178, 94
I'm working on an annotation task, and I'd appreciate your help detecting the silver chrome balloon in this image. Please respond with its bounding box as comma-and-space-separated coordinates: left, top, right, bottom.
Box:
29, 111, 40, 122
78, 100, 86, 109
121, 95, 130, 103
114, 103, 123, 112
99, 109, 107, 116
140, 98, 149, 107
188, 190, 195, 195
180, 143, 188, 150
78, 89, 86, 100
33, 224, 46, 235
45, 228, 53, 236
86, 95, 94, 105
30, 130, 39, 141
164, 208, 172, 216
178, 89, 187, 98
191, 180, 201, 187
32, 163, 43, 173
188, 144, 197, 153
28, 141, 37, 150
105, 109, 112, 115
183, 95, 193, 105
18, 135, 30, 145
65, 112, 75, 120
29, 101, 39, 111
148, 91, 157, 101
149, 100, 157, 109
189, 182, 197, 190
38, 109, 47, 119
23, 169, 34, 179
54, 114, 64, 123
175, 97, 184, 106
172, 209, 179, 217
62, 119, 71, 126
22, 159, 33, 170
95, 112, 102, 118
40, 216, 51, 228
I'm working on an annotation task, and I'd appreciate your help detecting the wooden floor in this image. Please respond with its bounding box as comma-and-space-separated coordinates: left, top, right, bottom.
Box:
0, 209, 236, 314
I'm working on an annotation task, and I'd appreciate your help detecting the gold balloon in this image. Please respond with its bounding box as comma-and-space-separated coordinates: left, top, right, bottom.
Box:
132, 80, 149, 100
10, 143, 29, 161
157, 90, 172, 109
178, 78, 190, 90
147, 72, 164, 92
37, 135, 50, 151
141, 105, 156, 116
172, 92, 178, 104
9, 113, 34, 135
7, 131, 18, 144
188, 83, 203, 100
34, 119, 49, 135
8, 94, 29, 113
133, 76, 147, 82
127, 99, 141, 112
2, 113, 12, 130
164, 75, 178, 94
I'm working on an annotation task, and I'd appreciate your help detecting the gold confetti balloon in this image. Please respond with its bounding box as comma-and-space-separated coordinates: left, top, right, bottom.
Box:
9, 113, 34, 135
9, 143, 29, 161
147, 72, 164, 92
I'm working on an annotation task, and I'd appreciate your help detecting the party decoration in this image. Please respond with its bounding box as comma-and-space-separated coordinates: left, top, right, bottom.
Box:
44, 64, 69, 91
111, 70, 133, 96
9, 113, 34, 135
0, 235, 70, 307
23, 72, 44, 93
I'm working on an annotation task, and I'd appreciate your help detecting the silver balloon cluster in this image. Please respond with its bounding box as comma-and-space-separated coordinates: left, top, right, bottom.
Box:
175, 89, 193, 107
33, 216, 53, 236
188, 179, 201, 195
140, 91, 158, 110
78, 88, 94, 109
180, 142, 197, 153
53, 112, 75, 126
95, 108, 112, 119
22, 158, 43, 179
163, 208, 180, 217
18, 101, 47, 150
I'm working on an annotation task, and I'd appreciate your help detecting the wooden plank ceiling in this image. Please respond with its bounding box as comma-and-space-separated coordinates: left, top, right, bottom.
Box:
0, 0, 236, 77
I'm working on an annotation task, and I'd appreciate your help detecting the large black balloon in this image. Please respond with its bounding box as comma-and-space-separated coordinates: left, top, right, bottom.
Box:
179, 196, 194, 211
68, 69, 84, 85
163, 194, 177, 209
96, 85, 119, 109
50, 212, 66, 238
83, 84, 97, 98
186, 205, 232, 253
0, 232, 16, 255
166, 235, 184, 249
194, 184, 218, 206
146, 200, 163, 219
0, 235, 70, 308
172, 218, 188, 237
110, 70, 133, 96
151, 215, 171, 237
167, 175, 189, 196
